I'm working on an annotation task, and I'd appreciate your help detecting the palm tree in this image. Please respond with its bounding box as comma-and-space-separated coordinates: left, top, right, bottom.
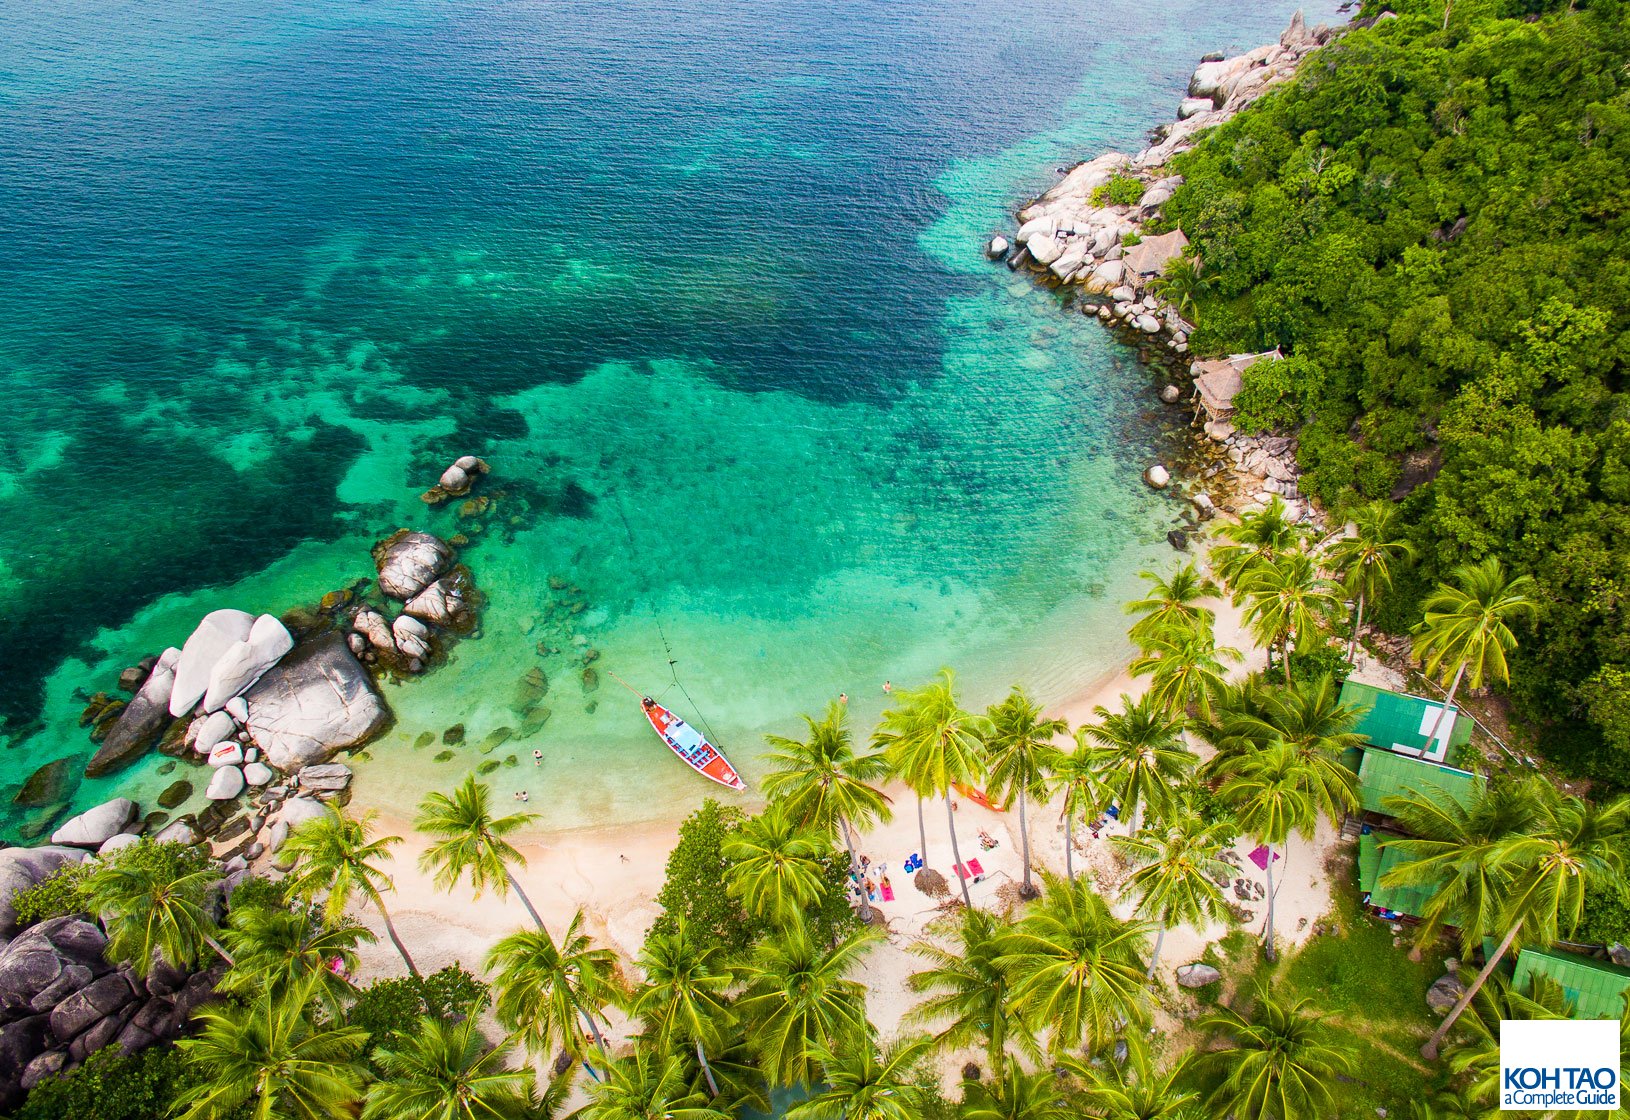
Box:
1111, 811, 1233, 976
219, 904, 373, 1018
873, 668, 988, 908
1124, 562, 1220, 648
1325, 500, 1415, 661
362, 1006, 533, 1120
280, 805, 421, 978
575, 1051, 731, 1120
960, 1067, 1073, 1120
1377, 779, 1541, 959
80, 854, 233, 976
982, 686, 1066, 899
787, 1036, 932, 1120
1128, 622, 1242, 721
1000, 873, 1152, 1057
1061, 1034, 1198, 1120
173, 975, 368, 1120
1049, 747, 1104, 883
735, 920, 879, 1087
632, 921, 735, 1097
1204, 674, 1362, 825
1237, 551, 1340, 682
1443, 971, 1571, 1109
721, 801, 829, 923
1411, 557, 1537, 754
1075, 693, 1196, 835
762, 701, 894, 922
1213, 496, 1306, 592
1197, 991, 1353, 1120
1407, 786, 1630, 1060
906, 907, 1036, 1080
486, 909, 623, 1071
1149, 256, 1202, 324
1216, 741, 1322, 962
417, 775, 543, 928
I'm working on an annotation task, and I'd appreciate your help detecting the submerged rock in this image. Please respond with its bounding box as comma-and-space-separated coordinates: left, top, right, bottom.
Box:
245, 633, 390, 770
158, 780, 193, 809
15, 759, 74, 809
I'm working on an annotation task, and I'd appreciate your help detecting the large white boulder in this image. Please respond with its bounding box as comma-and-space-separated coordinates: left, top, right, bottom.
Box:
169, 610, 256, 716
152, 819, 201, 846
205, 766, 245, 801
193, 710, 238, 756
277, 796, 331, 835
97, 833, 141, 857
50, 799, 139, 849
242, 761, 274, 787
87, 647, 181, 778
438, 464, 472, 494
208, 742, 245, 768
202, 615, 294, 713
245, 633, 390, 770
1177, 97, 1214, 120
374, 531, 454, 601
392, 615, 431, 661
404, 574, 472, 627
1025, 233, 1065, 266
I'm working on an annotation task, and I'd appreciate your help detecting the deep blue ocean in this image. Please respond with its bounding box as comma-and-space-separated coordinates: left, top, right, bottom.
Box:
0, 0, 1333, 836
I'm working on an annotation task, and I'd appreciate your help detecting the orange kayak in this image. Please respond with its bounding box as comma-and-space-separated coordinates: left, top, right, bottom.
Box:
641, 696, 746, 791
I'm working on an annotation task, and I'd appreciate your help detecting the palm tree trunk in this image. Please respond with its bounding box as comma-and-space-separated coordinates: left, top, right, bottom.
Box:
203, 932, 236, 968
1148, 925, 1167, 979
917, 798, 929, 866
1017, 788, 1035, 898
696, 1040, 721, 1097
580, 1008, 610, 1059
504, 868, 547, 930
1347, 592, 1365, 663
945, 793, 973, 909
1421, 661, 1467, 757
1064, 810, 1075, 883
369, 889, 422, 979
1263, 844, 1277, 963
840, 816, 872, 923
1422, 918, 1522, 1060
1282, 634, 1294, 684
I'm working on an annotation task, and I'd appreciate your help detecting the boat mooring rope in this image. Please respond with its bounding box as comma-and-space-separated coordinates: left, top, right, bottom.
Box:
611, 497, 727, 748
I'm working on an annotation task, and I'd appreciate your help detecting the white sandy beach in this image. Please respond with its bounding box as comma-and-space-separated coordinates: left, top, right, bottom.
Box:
343, 589, 1356, 1087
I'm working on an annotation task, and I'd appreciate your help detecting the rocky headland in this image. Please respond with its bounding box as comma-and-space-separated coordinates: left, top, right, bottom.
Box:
993, 10, 1343, 532
0, 453, 498, 1101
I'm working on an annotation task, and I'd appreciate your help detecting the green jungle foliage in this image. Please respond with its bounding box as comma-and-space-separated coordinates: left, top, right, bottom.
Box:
650, 799, 856, 957
348, 964, 489, 1056
2, 1044, 241, 1120
1160, 0, 1630, 781
1094, 172, 1147, 206
11, 840, 210, 927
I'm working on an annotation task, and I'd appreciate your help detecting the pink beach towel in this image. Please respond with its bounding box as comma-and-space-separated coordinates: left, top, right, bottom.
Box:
954, 859, 986, 880
1247, 845, 1280, 871
880, 878, 895, 902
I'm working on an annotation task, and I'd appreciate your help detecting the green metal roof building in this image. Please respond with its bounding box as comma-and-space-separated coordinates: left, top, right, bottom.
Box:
1340, 680, 1473, 764
1357, 832, 1442, 919
1355, 748, 1484, 817
1514, 946, 1630, 1019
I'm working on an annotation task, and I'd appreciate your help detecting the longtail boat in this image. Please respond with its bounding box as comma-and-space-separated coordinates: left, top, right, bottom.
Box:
640, 696, 746, 790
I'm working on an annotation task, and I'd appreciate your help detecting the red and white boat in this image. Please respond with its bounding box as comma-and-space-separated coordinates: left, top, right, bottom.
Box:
641, 696, 746, 790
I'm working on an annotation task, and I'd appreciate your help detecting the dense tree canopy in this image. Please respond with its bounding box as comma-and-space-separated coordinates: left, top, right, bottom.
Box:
1161, 0, 1630, 779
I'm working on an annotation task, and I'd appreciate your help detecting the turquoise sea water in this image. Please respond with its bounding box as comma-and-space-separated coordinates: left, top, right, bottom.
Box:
0, 0, 1334, 838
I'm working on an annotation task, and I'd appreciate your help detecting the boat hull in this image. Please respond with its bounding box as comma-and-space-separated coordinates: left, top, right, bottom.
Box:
641, 699, 746, 790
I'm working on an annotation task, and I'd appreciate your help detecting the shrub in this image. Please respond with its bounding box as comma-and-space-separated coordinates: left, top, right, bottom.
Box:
349, 965, 488, 1057
6, 1044, 228, 1120
650, 799, 759, 955
1092, 173, 1146, 207
12, 840, 209, 928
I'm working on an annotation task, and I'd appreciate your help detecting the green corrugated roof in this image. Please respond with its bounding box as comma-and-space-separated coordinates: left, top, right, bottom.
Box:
1358, 832, 1383, 892
1515, 947, 1630, 1020
1356, 748, 1483, 816
1356, 832, 1442, 919
1340, 680, 1473, 763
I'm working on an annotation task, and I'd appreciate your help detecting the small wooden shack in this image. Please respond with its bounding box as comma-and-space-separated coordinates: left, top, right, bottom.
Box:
1191, 348, 1283, 421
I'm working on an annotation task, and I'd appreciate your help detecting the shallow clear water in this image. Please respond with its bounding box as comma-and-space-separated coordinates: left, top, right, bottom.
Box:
0, 0, 1332, 837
